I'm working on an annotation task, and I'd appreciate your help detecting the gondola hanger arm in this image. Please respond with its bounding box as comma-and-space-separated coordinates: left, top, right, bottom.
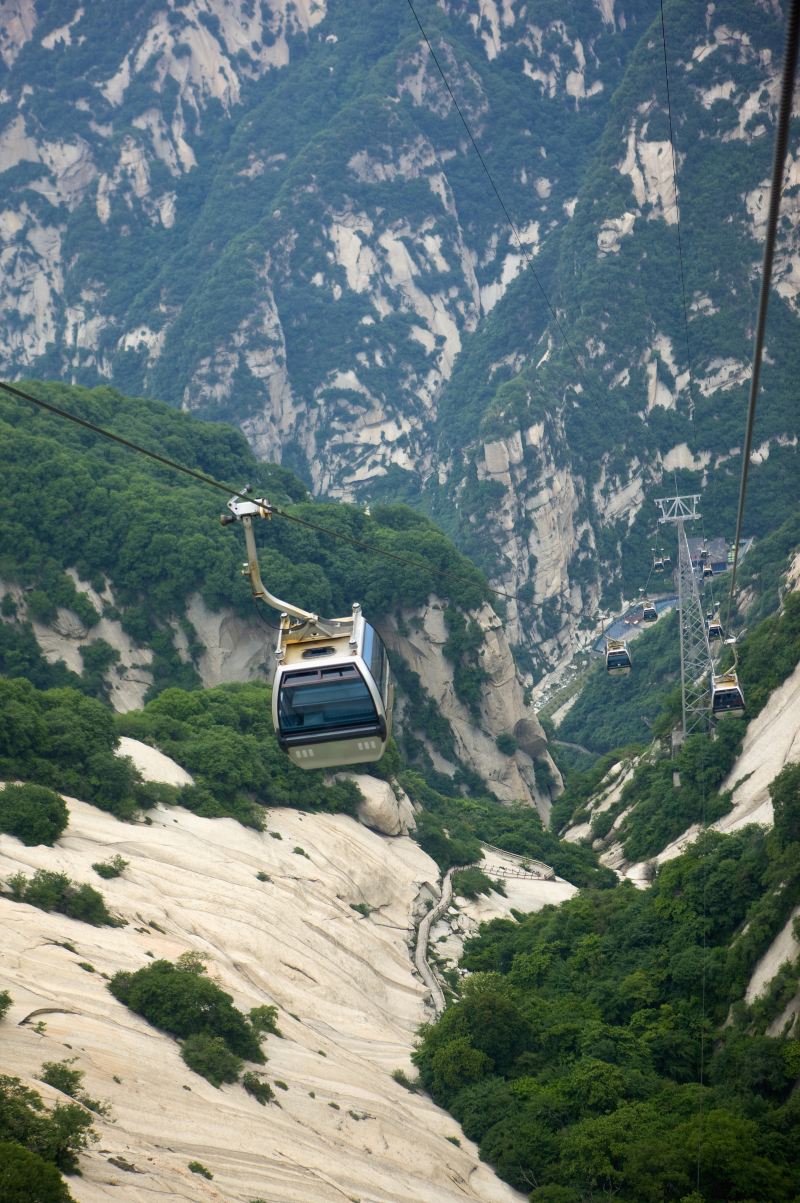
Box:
223, 491, 321, 625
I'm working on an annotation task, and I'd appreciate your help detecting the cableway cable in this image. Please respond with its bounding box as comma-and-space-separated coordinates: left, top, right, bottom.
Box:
693, 5, 798, 1187
726, 0, 800, 630
402, 0, 596, 398
0, 377, 519, 603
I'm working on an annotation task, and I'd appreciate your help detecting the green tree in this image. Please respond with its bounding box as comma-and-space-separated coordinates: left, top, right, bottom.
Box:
0, 679, 140, 817
38, 1064, 83, 1100
109, 958, 263, 1061
0, 784, 68, 847
0, 1076, 94, 1173
6, 870, 116, 926
479, 1112, 558, 1194
450, 1076, 518, 1143
679, 1108, 794, 1201
460, 981, 531, 1072
561, 1058, 628, 1117
430, 1038, 492, 1097
770, 762, 800, 851
451, 866, 497, 900
180, 1034, 243, 1087
0, 1142, 74, 1203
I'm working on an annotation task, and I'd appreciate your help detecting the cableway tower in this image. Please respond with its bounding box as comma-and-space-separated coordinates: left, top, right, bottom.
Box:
655, 494, 714, 738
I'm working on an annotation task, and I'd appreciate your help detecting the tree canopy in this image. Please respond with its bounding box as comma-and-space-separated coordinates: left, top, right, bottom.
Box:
414, 824, 800, 1200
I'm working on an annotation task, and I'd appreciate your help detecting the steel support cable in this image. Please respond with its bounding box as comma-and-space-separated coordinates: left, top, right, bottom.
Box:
726, 0, 800, 631
658, 0, 697, 418
0, 377, 518, 603
403, 0, 596, 398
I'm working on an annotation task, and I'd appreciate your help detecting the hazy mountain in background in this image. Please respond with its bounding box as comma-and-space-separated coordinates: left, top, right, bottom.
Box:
1, 0, 798, 674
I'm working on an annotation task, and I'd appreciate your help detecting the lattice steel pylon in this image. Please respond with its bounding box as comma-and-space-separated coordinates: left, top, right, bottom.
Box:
655, 495, 713, 737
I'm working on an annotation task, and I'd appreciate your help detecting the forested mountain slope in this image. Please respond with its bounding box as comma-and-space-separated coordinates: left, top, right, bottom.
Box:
429, 0, 800, 666
549, 512, 800, 860
3, 1, 797, 677
413, 795, 800, 1201
0, 0, 644, 486
0, 379, 558, 808
410, 558, 800, 1201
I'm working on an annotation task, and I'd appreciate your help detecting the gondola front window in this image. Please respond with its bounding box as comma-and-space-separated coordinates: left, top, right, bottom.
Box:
278, 664, 379, 734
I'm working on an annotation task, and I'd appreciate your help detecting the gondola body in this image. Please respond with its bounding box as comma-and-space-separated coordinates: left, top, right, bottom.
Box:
642, 600, 658, 624
710, 670, 745, 718
708, 619, 724, 641
606, 639, 632, 676
702, 563, 714, 579
273, 611, 393, 770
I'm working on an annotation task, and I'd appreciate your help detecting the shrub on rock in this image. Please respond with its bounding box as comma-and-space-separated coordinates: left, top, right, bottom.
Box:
0, 784, 68, 847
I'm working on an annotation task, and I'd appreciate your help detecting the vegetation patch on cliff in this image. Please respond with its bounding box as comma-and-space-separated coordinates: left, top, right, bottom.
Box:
414, 812, 800, 1201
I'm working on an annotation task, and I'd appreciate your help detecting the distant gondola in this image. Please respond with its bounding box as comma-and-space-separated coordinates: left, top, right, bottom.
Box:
710, 670, 745, 718
642, 598, 658, 624
606, 638, 632, 675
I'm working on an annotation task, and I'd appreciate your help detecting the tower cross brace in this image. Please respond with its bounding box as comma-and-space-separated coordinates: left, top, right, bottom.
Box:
655, 495, 713, 737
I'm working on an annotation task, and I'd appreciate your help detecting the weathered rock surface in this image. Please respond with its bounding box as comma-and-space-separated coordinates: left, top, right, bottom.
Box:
0, 756, 523, 1203
382, 599, 560, 816
344, 772, 417, 836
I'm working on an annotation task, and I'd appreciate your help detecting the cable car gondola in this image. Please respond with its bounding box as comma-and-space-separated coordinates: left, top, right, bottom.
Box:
224, 492, 393, 770
702, 561, 714, 580
710, 669, 745, 718
273, 607, 393, 769
707, 612, 724, 641
642, 598, 658, 624
606, 638, 632, 676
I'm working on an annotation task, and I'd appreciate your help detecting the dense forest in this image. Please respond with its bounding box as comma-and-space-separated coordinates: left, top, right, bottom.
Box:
407, 520, 800, 1199
0, 381, 486, 635
414, 768, 800, 1201
0, 379, 492, 759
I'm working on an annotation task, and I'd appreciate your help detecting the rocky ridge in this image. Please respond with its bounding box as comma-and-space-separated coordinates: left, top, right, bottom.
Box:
1, 1, 797, 680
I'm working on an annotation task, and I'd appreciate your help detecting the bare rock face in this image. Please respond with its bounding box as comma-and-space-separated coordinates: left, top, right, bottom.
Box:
345, 774, 417, 836
1, 795, 523, 1203
468, 418, 601, 678
185, 593, 272, 686
513, 717, 547, 760
382, 599, 561, 818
